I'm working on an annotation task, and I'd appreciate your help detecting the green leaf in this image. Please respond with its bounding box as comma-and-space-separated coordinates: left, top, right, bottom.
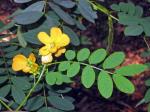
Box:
47, 95, 74, 111
47, 11, 60, 21
0, 76, 8, 84
0, 68, 6, 74
0, 59, 4, 65
0, 103, 1, 110
46, 72, 57, 85
53, 0, 76, 8
14, 0, 32, 3
128, 2, 136, 15
113, 74, 135, 94
3, 46, 18, 52
55, 73, 63, 85
103, 52, 125, 69
118, 13, 141, 26
141, 19, 150, 36
144, 88, 150, 103
14, 11, 43, 25
64, 96, 75, 103
20, 47, 33, 56
115, 64, 147, 76
89, 49, 107, 64
58, 61, 70, 71
145, 79, 150, 86
23, 29, 41, 45
17, 27, 27, 48
56, 87, 72, 94
25, 96, 44, 111
98, 71, 113, 99
77, 48, 90, 61
81, 66, 95, 88
7, 9, 22, 19
0, 21, 4, 28
124, 25, 143, 36
0, 85, 10, 98
11, 85, 25, 104
34, 84, 43, 93
141, 49, 150, 57
134, 6, 143, 17
65, 50, 76, 60
119, 2, 128, 12
110, 4, 120, 12
49, 2, 75, 25
75, 20, 86, 30
78, 0, 97, 23
0, 21, 15, 33
23, 1, 45, 12
11, 76, 31, 90
5, 50, 21, 58
23, 18, 57, 45
38, 107, 63, 112
67, 62, 80, 77
62, 75, 73, 83
63, 26, 80, 46
148, 103, 150, 112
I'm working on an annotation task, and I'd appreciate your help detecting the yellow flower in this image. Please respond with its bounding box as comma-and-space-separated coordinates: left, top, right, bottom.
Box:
38, 27, 70, 56
12, 53, 39, 75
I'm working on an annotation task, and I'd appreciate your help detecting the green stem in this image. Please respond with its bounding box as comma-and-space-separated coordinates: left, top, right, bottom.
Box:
106, 17, 114, 52
43, 82, 48, 107
0, 99, 13, 112
43, 0, 48, 13
15, 65, 47, 111
79, 62, 114, 75
89, 1, 119, 21
143, 36, 150, 49
48, 61, 114, 75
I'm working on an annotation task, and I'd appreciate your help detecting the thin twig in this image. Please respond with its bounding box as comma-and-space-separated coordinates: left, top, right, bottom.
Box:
0, 99, 13, 112
143, 36, 150, 49
16, 65, 47, 111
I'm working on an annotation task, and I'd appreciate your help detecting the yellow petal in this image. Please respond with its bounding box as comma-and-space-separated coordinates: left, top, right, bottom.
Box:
55, 34, 70, 48
28, 53, 36, 62
49, 46, 57, 53
22, 66, 30, 73
12, 55, 27, 71
41, 53, 53, 64
50, 27, 62, 38
55, 48, 66, 57
39, 46, 50, 56
38, 32, 52, 44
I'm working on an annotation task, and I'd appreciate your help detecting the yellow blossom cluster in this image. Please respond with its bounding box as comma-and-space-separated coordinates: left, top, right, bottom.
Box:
12, 53, 39, 75
38, 27, 70, 63
12, 27, 70, 74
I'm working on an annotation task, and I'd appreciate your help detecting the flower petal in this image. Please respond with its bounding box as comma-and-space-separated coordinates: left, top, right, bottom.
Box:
50, 27, 62, 38
28, 53, 36, 62
38, 32, 52, 44
12, 55, 27, 71
49, 46, 57, 53
55, 34, 70, 48
41, 53, 53, 64
22, 66, 30, 73
55, 48, 66, 57
39, 46, 50, 56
